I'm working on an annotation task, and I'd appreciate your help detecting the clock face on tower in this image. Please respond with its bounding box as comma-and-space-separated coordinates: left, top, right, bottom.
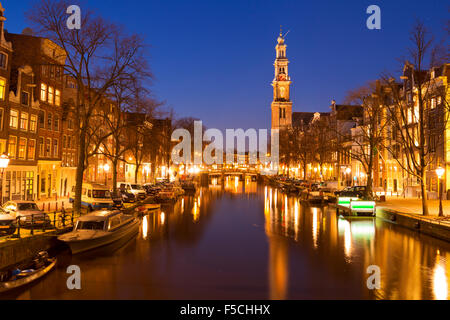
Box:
278, 74, 286, 81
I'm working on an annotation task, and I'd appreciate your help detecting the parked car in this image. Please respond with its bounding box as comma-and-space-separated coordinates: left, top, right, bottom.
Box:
118, 189, 136, 203
117, 183, 147, 201
335, 186, 367, 198
0, 207, 16, 236
70, 183, 114, 212
2, 201, 50, 227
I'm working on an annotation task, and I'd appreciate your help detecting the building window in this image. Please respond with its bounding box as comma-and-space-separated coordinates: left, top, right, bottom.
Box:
28, 139, 36, 160
30, 115, 37, 132
55, 67, 61, 79
39, 137, 44, 157
55, 89, 61, 106
48, 86, 54, 104
54, 115, 59, 131
9, 110, 18, 129
0, 77, 6, 101
47, 113, 52, 130
53, 139, 58, 157
39, 111, 45, 128
63, 135, 66, 149
20, 112, 29, 131
46, 138, 51, 157
21, 91, 30, 106
68, 119, 73, 130
0, 139, 6, 154
40, 83, 47, 101
430, 98, 436, 110
49, 66, 55, 78
0, 52, 7, 69
0, 108, 3, 130
8, 136, 17, 159
18, 138, 27, 160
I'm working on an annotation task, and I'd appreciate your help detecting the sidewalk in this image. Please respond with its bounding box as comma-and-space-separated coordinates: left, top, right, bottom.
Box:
379, 197, 450, 220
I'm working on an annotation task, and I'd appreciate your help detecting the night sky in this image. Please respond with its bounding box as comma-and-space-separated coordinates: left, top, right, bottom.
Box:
3, 0, 448, 131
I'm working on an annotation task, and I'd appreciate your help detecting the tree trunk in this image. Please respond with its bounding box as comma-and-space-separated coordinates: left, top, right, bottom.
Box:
135, 163, 140, 184
112, 158, 118, 193
303, 162, 307, 180
420, 170, 429, 216
73, 127, 87, 215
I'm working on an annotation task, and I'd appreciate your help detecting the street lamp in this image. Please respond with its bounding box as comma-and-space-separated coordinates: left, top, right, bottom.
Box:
0, 153, 10, 206
436, 166, 445, 217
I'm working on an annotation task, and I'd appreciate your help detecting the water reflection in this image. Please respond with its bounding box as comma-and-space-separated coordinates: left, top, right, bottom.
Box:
263, 185, 449, 300
6, 182, 450, 300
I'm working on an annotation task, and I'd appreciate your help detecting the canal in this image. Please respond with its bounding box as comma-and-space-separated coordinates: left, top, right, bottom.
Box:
8, 179, 450, 300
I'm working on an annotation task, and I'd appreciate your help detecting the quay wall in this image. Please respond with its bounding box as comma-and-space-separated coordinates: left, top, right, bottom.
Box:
376, 208, 450, 242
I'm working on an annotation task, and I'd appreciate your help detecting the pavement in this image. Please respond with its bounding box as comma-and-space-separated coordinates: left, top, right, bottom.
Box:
379, 197, 450, 220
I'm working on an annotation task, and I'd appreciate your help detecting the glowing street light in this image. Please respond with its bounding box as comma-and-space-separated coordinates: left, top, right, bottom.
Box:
436, 167, 445, 217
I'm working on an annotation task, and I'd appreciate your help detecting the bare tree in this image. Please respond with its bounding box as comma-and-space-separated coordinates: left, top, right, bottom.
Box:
342, 81, 389, 199
28, 0, 150, 213
309, 115, 333, 181
381, 21, 449, 215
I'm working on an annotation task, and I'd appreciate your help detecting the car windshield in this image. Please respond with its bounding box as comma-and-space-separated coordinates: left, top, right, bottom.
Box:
18, 203, 40, 211
76, 221, 105, 230
131, 185, 142, 190
92, 190, 111, 198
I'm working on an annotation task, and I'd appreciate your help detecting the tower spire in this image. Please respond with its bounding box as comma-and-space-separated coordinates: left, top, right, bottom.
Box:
271, 31, 292, 130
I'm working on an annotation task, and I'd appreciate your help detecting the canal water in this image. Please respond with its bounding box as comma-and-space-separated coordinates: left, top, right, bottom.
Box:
7, 179, 450, 300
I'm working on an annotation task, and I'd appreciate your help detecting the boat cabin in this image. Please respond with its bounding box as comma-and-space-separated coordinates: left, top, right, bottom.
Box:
75, 210, 134, 232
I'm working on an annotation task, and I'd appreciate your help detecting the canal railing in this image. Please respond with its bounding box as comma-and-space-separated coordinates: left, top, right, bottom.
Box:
0, 209, 82, 241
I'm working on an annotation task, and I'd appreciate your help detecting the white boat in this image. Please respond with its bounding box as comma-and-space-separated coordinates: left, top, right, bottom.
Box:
58, 210, 140, 254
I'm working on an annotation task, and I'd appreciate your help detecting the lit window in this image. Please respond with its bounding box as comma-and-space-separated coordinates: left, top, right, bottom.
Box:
55, 89, 61, 106
8, 136, 17, 159
0, 108, 3, 130
48, 86, 54, 104
20, 112, 28, 131
9, 110, 18, 129
0, 77, 6, 101
30, 115, 37, 132
431, 98, 436, 109
18, 138, 27, 160
40, 83, 47, 101
28, 139, 36, 160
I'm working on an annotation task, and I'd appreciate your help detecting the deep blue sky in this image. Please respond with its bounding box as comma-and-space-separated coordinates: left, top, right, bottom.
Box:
2, 0, 448, 130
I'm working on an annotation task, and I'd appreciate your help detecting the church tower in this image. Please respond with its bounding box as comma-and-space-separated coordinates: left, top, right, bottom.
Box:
271, 31, 292, 130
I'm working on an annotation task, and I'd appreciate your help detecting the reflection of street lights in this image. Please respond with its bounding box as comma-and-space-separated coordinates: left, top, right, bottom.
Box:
436, 167, 445, 217
104, 163, 110, 186
0, 153, 10, 206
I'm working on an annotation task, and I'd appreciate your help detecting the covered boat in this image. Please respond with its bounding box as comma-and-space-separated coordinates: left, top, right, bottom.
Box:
58, 210, 139, 254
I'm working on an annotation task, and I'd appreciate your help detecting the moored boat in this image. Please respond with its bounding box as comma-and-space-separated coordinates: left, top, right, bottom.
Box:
0, 251, 56, 293
58, 210, 140, 254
